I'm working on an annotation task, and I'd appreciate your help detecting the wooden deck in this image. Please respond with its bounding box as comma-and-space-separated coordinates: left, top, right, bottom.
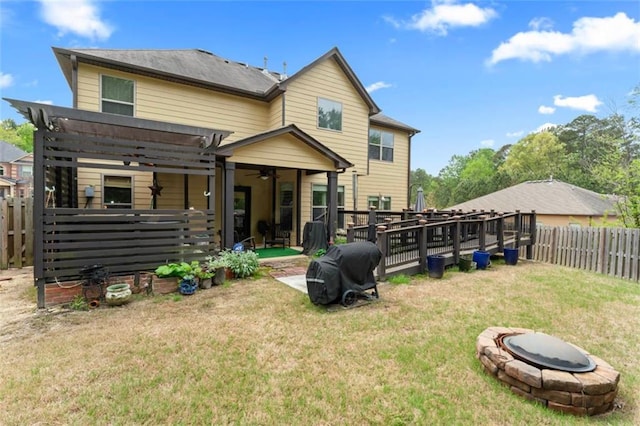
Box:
344, 210, 536, 280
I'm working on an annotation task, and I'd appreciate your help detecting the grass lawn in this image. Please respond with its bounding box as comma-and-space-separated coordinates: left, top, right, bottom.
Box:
1, 260, 639, 425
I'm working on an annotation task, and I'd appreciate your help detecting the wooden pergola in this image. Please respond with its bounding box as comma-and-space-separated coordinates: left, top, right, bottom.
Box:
6, 99, 231, 308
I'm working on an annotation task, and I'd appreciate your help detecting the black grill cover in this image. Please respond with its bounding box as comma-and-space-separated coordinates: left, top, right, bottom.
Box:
325, 242, 381, 293
302, 221, 328, 255
306, 256, 341, 305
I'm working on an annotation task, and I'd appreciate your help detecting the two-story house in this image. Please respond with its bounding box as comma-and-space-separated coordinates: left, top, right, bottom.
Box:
51, 46, 419, 248
0, 140, 33, 199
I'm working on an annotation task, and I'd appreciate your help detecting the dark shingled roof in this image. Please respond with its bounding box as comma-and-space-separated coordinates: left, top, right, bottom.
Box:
371, 113, 419, 134
448, 179, 619, 216
53, 48, 284, 99
52, 46, 419, 133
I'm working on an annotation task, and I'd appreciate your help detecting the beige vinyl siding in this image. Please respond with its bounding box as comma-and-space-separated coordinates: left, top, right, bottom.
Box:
267, 96, 284, 129
228, 135, 336, 171
283, 59, 369, 171
77, 64, 269, 141
359, 126, 410, 210
155, 173, 183, 209
76, 161, 153, 209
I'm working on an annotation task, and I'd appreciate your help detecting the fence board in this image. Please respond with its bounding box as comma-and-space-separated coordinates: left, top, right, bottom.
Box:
0, 198, 34, 269
534, 225, 640, 283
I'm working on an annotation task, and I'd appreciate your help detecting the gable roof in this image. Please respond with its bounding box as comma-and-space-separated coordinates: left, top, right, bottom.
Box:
215, 124, 353, 170
278, 47, 380, 115
0, 141, 27, 163
448, 179, 619, 216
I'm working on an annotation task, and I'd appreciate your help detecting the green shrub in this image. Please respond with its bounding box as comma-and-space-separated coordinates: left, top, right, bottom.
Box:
221, 250, 259, 278
68, 294, 89, 311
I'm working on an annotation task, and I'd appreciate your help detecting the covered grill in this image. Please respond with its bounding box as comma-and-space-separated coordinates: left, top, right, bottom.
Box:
306, 241, 382, 306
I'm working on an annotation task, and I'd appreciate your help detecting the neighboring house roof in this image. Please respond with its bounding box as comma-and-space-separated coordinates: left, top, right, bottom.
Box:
52, 46, 403, 121
216, 124, 353, 170
448, 179, 619, 216
0, 140, 27, 162
0, 176, 18, 186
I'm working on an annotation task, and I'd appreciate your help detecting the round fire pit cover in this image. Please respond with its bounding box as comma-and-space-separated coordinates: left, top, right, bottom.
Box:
502, 332, 596, 373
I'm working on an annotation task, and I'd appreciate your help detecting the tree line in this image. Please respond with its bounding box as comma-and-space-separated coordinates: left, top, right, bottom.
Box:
411, 86, 640, 228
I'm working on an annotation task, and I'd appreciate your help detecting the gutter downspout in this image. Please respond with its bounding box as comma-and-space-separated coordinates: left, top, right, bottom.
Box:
71, 55, 78, 109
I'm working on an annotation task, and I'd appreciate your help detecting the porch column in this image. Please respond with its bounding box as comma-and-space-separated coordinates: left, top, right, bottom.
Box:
327, 170, 338, 243
224, 162, 236, 249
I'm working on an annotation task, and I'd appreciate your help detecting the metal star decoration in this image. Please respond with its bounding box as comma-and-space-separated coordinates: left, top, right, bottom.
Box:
148, 180, 163, 197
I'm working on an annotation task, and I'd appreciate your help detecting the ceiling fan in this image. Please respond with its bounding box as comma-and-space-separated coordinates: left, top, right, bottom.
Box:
245, 168, 279, 180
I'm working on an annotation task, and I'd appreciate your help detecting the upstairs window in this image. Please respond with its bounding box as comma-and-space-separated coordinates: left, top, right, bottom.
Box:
101, 75, 134, 116
317, 98, 342, 131
369, 129, 394, 162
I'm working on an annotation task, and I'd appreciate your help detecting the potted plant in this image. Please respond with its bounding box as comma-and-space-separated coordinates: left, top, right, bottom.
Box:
205, 254, 229, 286
153, 261, 201, 295
220, 249, 259, 279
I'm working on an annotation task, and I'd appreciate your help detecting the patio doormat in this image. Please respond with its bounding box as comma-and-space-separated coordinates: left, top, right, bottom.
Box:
255, 247, 302, 259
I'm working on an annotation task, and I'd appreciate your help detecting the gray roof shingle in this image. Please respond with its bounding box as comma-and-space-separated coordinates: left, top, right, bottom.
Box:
0, 141, 27, 162
448, 179, 619, 216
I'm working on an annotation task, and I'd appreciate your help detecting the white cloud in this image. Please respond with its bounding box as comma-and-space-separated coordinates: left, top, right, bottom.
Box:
538, 105, 556, 114
0, 72, 14, 89
534, 123, 557, 133
33, 100, 54, 105
480, 139, 495, 147
385, 0, 497, 36
38, 0, 113, 40
488, 12, 640, 65
553, 94, 602, 112
366, 81, 393, 93
529, 17, 554, 31
506, 130, 524, 138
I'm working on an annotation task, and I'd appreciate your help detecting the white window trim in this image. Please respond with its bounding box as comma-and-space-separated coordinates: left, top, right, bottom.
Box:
317, 97, 343, 132
100, 74, 136, 115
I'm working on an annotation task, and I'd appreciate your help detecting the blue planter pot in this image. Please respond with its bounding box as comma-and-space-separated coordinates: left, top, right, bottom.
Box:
504, 247, 519, 265
473, 250, 491, 270
426, 255, 446, 279
179, 278, 198, 295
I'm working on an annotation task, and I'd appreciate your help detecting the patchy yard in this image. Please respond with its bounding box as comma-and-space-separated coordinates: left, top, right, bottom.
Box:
1, 261, 639, 425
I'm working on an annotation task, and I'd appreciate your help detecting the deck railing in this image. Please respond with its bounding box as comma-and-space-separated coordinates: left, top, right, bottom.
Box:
345, 209, 536, 280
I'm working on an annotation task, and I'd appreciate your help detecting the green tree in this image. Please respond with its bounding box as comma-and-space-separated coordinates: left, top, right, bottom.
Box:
0, 119, 34, 152
499, 131, 567, 184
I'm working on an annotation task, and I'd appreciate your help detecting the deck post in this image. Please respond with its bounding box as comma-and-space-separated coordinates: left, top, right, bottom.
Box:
497, 213, 504, 252
452, 216, 461, 264
479, 215, 487, 251
526, 210, 536, 259
346, 222, 355, 243
515, 210, 522, 248
376, 225, 388, 280
418, 219, 428, 273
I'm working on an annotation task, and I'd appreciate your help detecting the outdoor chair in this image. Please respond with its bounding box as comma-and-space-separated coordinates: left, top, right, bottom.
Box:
269, 224, 291, 248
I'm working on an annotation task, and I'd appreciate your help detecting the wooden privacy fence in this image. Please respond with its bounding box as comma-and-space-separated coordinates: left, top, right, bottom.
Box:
0, 197, 34, 269
533, 225, 640, 281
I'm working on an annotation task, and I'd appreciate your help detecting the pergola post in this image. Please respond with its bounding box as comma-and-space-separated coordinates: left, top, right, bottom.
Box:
224, 162, 236, 249
327, 171, 338, 243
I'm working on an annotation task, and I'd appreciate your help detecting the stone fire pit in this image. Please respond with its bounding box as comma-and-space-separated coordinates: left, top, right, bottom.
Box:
476, 327, 620, 416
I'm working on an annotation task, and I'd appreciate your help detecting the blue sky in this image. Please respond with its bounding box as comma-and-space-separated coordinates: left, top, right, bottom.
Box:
1, 1, 639, 175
